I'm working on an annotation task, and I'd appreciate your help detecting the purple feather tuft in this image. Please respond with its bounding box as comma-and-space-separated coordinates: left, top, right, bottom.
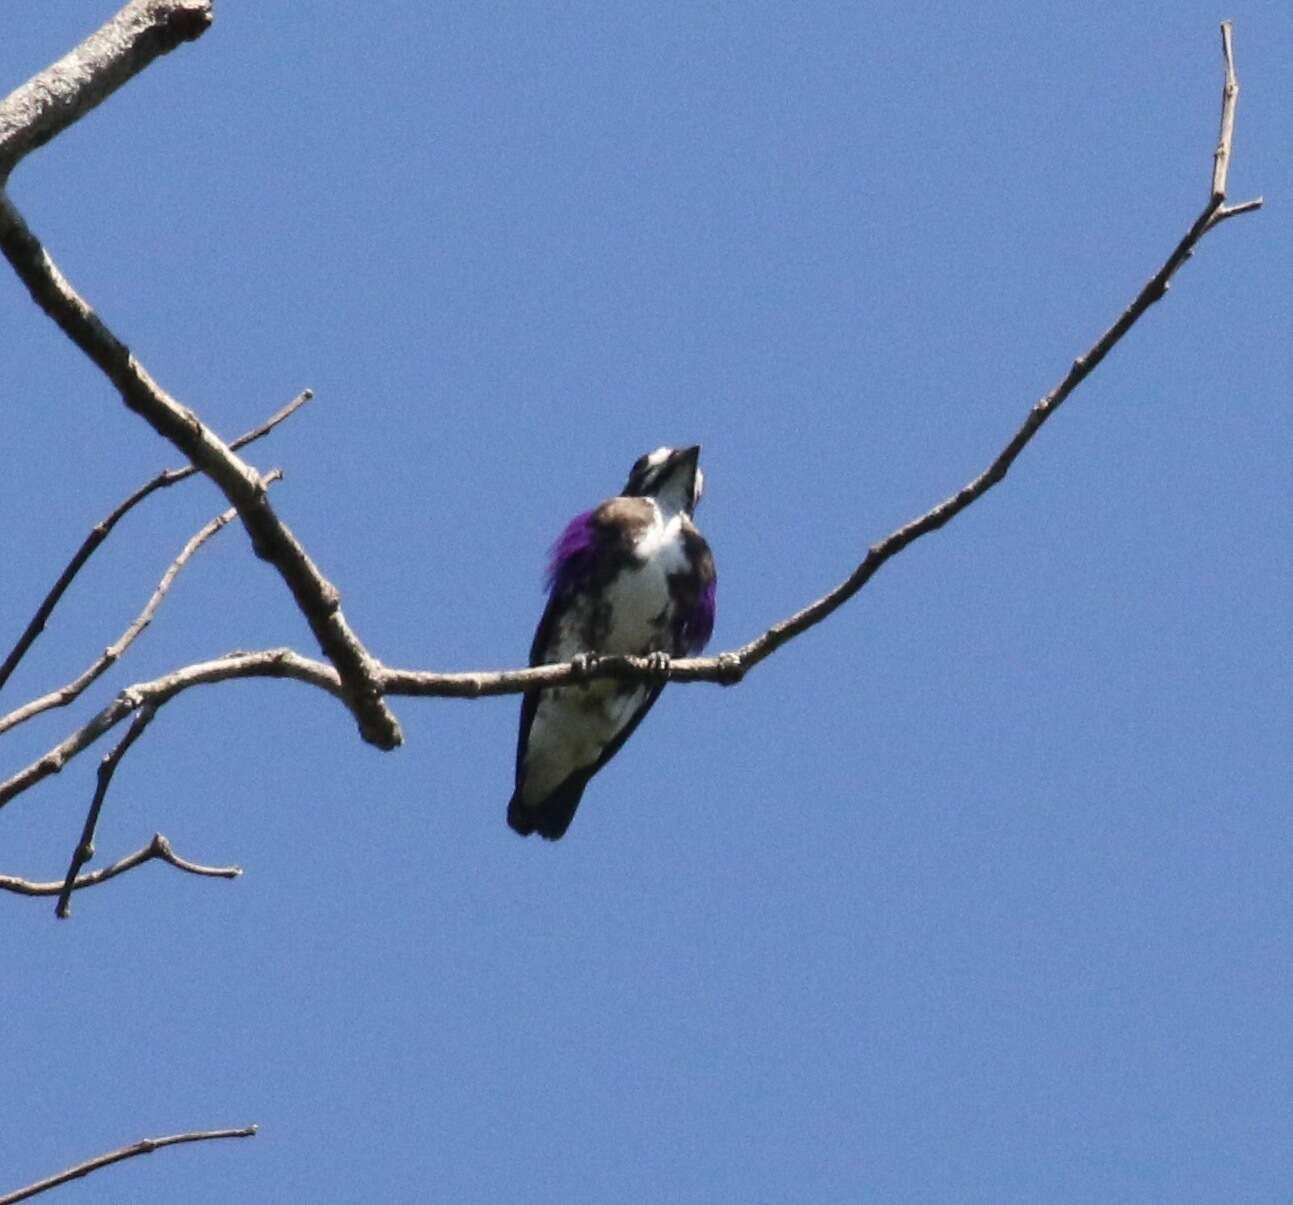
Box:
681, 576, 716, 655
545, 509, 599, 594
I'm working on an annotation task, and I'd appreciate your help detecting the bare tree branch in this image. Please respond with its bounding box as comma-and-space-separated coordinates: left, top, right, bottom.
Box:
0, 24, 1261, 825
0, 9, 400, 751
0, 0, 212, 182
3, 9, 1256, 769
0, 192, 399, 748
401, 24, 1261, 686
613, 18, 1263, 688
0, 832, 240, 898
0, 649, 344, 811
0, 480, 279, 737
0, 389, 312, 693
0, 8, 1262, 1203
54, 703, 157, 917
0, 1125, 256, 1205
1210, 198, 1263, 224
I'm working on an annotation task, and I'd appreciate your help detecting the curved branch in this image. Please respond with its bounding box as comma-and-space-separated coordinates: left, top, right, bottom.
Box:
1, 12, 1255, 762
0, 1125, 256, 1205
0, 832, 239, 899
0, 389, 311, 693
0, 650, 343, 810
649, 18, 1263, 686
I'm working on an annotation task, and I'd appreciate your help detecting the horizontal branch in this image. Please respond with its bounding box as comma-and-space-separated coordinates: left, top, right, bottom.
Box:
0, 647, 739, 813
0, 1124, 255, 1205
0, 832, 240, 898
0, 650, 343, 810
0, 388, 311, 693
0, 0, 212, 182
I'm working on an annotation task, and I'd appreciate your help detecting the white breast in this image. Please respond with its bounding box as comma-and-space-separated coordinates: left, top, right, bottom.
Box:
597, 508, 688, 654
521, 504, 687, 802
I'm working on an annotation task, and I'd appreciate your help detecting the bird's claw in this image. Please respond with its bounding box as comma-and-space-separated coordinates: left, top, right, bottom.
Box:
644, 651, 671, 681
569, 652, 597, 679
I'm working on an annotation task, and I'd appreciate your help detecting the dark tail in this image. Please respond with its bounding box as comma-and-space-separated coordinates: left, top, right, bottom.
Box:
507, 777, 588, 841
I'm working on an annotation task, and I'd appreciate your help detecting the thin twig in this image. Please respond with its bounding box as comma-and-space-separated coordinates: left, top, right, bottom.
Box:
0, 1125, 256, 1205
0, 832, 240, 898
1210, 198, 1263, 224
1211, 21, 1239, 203
56, 703, 157, 918
0, 470, 283, 736
0, 390, 311, 692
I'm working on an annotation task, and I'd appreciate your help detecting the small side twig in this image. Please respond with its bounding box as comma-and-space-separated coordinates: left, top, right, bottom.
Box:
0, 470, 283, 737
55, 703, 157, 918
0, 390, 311, 693
0, 1125, 256, 1205
0, 832, 240, 898
1211, 20, 1239, 203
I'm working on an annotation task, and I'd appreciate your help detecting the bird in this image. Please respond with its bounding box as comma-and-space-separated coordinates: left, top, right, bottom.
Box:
507, 445, 717, 840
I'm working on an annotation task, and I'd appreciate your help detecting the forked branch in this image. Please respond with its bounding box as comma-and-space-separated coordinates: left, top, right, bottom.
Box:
0, 832, 240, 899
0, 192, 399, 749
0, 1, 400, 751
0, 11, 1260, 784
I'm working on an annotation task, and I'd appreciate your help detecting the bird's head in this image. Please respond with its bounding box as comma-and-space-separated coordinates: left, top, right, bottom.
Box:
623, 445, 704, 517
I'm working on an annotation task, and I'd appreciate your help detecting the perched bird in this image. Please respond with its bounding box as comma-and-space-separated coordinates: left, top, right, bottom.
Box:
508, 446, 717, 840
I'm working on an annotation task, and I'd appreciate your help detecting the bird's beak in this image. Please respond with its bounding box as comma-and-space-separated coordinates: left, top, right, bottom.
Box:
673, 445, 703, 512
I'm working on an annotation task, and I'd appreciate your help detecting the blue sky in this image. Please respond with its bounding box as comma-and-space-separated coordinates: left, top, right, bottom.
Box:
2, 3, 1290, 1201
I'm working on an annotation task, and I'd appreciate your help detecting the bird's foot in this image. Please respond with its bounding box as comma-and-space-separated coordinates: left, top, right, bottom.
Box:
643, 651, 672, 682
569, 652, 598, 680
